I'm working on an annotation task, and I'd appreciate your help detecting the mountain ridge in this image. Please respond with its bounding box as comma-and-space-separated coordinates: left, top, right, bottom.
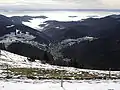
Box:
1, 14, 120, 70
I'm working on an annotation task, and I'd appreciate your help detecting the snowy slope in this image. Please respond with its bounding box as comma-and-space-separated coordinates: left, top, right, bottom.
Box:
0, 50, 120, 77
61, 36, 97, 46
0, 30, 36, 47
0, 48, 120, 90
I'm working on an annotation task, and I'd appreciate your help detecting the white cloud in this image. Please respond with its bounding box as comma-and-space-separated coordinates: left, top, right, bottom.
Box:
0, 0, 120, 9
101, 0, 120, 8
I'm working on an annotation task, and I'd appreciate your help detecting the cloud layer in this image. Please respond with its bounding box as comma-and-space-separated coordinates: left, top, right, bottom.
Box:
0, 0, 120, 10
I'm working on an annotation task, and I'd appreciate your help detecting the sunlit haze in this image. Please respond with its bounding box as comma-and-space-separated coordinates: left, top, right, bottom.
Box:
0, 0, 120, 11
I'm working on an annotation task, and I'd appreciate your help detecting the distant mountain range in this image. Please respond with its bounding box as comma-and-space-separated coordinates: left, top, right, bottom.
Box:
1, 14, 120, 70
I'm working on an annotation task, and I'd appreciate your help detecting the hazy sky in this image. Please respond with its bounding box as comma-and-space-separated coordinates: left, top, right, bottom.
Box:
0, 0, 120, 10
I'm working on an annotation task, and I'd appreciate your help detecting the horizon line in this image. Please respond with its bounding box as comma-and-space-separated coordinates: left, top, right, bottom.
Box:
1, 9, 120, 12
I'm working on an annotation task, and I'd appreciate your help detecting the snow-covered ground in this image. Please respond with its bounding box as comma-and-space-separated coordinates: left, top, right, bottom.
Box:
0, 30, 36, 45
61, 36, 97, 46
0, 50, 120, 77
0, 50, 120, 89
0, 79, 120, 90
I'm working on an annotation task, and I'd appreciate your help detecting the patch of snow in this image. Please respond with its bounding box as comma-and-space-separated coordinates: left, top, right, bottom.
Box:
44, 24, 49, 27
15, 29, 20, 34
22, 18, 47, 31
55, 27, 60, 29
0, 31, 36, 45
61, 36, 97, 46
55, 26, 65, 29
0, 79, 120, 90
6, 25, 15, 28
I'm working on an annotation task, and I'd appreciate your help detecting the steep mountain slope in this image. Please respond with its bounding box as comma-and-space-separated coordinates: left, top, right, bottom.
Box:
0, 15, 51, 44
0, 14, 53, 61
